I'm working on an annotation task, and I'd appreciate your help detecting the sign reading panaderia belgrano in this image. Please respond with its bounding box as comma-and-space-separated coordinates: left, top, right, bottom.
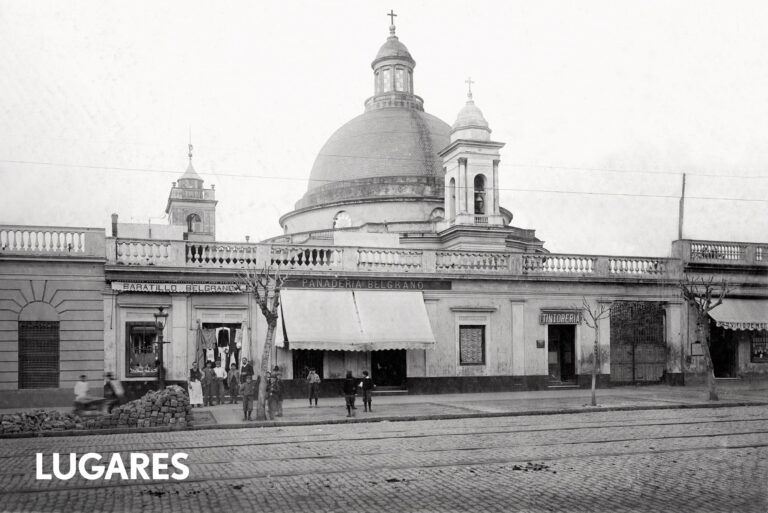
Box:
539, 310, 582, 325
112, 282, 242, 294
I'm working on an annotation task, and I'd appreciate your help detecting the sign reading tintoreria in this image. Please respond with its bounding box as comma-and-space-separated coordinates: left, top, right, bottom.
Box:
539, 310, 582, 325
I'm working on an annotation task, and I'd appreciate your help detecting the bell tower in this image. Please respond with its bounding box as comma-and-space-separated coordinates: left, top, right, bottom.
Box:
439, 80, 505, 227
165, 144, 217, 241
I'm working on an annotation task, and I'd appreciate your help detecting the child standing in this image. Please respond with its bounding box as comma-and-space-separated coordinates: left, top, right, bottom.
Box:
239, 374, 258, 420
361, 370, 375, 412
342, 370, 358, 417
227, 363, 240, 404
307, 368, 321, 407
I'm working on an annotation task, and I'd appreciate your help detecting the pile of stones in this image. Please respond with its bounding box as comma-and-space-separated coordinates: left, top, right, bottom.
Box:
0, 385, 193, 435
85, 385, 193, 430
0, 410, 83, 434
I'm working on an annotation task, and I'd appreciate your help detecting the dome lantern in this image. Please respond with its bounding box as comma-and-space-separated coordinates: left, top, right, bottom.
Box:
365, 11, 424, 112
450, 78, 492, 143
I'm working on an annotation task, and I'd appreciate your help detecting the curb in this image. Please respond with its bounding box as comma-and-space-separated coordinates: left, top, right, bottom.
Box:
2, 400, 766, 439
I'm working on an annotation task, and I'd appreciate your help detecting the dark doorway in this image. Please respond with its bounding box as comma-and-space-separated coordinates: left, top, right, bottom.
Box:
548, 325, 576, 383
710, 324, 738, 378
292, 349, 324, 380
371, 349, 406, 387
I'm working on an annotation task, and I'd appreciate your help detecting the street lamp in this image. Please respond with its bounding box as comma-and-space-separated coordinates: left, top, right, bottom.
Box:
154, 307, 170, 390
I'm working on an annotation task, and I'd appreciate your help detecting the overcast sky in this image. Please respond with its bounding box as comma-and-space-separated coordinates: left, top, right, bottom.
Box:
1, 1, 767, 256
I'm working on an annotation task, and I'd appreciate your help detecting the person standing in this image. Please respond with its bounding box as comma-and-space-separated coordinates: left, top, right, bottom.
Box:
201, 361, 216, 407
307, 368, 321, 407
227, 363, 240, 404
240, 357, 254, 383
265, 371, 278, 420
361, 370, 375, 412
188, 362, 204, 408
239, 374, 258, 420
342, 370, 358, 417
213, 360, 227, 405
268, 366, 284, 417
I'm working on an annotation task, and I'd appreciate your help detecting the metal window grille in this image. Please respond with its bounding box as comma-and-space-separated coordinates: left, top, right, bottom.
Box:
751, 331, 768, 363
18, 321, 59, 389
459, 325, 485, 365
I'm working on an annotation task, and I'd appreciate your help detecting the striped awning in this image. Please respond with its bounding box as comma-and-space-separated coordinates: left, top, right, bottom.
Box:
709, 299, 768, 331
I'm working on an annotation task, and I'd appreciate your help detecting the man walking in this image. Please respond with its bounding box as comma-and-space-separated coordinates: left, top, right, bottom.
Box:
307, 367, 321, 407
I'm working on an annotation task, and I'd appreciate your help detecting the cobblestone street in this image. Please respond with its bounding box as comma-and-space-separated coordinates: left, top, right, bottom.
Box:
0, 405, 766, 512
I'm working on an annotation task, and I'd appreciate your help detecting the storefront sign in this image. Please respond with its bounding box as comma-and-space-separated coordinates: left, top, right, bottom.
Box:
286, 278, 451, 290
112, 282, 243, 294
539, 310, 582, 325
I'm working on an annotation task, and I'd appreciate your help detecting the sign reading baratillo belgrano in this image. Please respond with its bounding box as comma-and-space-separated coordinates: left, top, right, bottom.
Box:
111, 282, 242, 294
539, 310, 582, 325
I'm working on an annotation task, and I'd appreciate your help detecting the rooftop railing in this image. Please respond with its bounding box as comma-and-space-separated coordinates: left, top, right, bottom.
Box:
673, 239, 768, 267
0, 225, 105, 259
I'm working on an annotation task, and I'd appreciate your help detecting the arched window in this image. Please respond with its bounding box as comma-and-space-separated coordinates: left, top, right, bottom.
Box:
473, 175, 486, 215
430, 208, 445, 221
333, 211, 352, 229
186, 213, 202, 233
448, 178, 456, 219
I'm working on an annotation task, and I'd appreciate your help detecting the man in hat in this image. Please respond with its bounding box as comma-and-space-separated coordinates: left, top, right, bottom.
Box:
240, 357, 254, 384
266, 365, 283, 419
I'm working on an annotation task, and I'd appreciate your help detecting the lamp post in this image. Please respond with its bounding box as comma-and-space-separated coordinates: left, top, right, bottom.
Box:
154, 307, 170, 390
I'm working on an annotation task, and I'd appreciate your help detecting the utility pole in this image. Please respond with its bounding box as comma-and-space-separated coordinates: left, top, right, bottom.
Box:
677, 173, 686, 240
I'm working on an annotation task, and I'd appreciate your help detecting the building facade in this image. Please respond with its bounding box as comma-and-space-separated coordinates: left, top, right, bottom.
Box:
1, 20, 766, 405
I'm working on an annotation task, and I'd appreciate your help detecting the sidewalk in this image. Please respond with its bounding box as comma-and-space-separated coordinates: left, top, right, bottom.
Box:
192, 381, 768, 428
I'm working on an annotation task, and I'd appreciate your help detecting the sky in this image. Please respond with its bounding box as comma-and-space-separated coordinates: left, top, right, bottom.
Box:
1, 0, 767, 256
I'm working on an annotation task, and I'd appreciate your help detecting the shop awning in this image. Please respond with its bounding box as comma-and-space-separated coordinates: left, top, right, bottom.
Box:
277, 289, 436, 351
709, 299, 768, 331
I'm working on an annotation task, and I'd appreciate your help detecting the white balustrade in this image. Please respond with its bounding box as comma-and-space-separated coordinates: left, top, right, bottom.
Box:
523, 254, 596, 274
116, 240, 171, 266
609, 257, 665, 275
0, 227, 85, 254
690, 242, 745, 261
436, 251, 510, 272
186, 243, 258, 267
357, 249, 422, 271
270, 245, 342, 270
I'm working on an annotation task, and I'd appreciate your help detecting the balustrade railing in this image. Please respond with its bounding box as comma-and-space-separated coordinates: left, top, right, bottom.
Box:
116, 240, 172, 266
436, 251, 510, 272
0, 226, 100, 255
609, 257, 666, 276
474, 216, 488, 224
357, 249, 422, 271
523, 254, 596, 274
690, 242, 745, 261
186, 243, 258, 267
270, 245, 342, 270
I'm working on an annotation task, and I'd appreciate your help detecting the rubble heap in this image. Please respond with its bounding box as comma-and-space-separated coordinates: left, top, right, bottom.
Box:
0, 385, 193, 435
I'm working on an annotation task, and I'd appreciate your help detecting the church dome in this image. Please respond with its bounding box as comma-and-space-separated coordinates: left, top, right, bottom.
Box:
452, 100, 489, 131
373, 35, 414, 67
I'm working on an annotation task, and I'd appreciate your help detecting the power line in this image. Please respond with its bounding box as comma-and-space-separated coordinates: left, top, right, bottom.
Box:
2, 158, 768, 203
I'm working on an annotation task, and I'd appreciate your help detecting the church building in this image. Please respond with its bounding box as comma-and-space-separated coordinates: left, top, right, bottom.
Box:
1, 15, 766, 405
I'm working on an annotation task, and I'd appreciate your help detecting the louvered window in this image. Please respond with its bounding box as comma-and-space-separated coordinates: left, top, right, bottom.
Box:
18, 321, 59, 388
459, 325, 485, 365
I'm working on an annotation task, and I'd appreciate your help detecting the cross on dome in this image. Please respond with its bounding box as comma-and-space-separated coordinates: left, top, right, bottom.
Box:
387, 9, 397, 35
465, 77, 475, 100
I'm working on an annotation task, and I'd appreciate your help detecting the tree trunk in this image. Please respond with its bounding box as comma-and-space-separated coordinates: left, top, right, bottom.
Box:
591, 331, 599, 406
255, 320, 277, 420
699, 314, 719, 401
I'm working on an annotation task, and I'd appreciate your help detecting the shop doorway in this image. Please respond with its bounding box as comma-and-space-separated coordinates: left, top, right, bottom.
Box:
371, 349, 406, 387
710, 324, 738, 378
548, 325, 576, 383
292, 349, 324, 380
200, 323, 244, 369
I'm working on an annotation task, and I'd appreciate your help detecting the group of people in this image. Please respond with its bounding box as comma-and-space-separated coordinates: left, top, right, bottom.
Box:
306, 368, 376, 417
188, 361, 378, 420
188, 358, 284, 421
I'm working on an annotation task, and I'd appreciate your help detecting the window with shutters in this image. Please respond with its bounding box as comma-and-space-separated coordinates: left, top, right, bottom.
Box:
752, 331, 768, 363
18, 321, 60, 388
459, 325, 485, 365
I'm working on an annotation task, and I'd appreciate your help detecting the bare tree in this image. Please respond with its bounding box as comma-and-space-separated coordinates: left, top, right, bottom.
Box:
580, 298, 612, 407
237, 264, 286, 420
679, 276, 730, 401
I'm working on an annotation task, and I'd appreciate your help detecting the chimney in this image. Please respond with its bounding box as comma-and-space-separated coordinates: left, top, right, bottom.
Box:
111, 214, 118, 237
